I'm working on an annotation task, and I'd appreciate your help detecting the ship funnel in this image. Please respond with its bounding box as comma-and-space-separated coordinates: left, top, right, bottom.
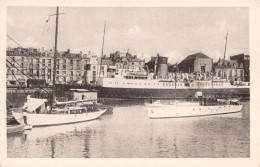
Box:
157, 56, 168, 79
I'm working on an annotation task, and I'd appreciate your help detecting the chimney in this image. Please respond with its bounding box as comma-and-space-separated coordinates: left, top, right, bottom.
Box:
67, 49, 70, 53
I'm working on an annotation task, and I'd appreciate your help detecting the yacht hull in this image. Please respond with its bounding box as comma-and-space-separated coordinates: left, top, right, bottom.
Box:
145, 104, 243, 119
12, 109, 107, 127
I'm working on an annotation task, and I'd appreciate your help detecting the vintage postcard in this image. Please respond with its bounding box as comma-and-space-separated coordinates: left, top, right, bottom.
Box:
0, 0, 260, 167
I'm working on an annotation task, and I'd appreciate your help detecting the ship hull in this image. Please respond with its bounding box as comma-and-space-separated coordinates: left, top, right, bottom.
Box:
97, 87, 250, 99
145, 104, 243, 119
12, 109, 107, 127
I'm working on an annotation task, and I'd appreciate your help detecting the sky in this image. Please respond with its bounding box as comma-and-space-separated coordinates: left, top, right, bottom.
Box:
6, 7, 249, 64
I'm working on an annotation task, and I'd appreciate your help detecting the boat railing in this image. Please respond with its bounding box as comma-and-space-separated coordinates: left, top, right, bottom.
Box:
146, 97, 240, 106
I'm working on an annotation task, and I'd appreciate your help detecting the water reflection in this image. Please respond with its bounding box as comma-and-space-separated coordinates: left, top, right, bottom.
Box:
7, 100, 250, 158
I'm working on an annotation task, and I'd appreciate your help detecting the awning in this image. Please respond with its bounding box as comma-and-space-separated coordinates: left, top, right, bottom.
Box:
217, 99, 227, 102
23, 97, 48, 112
231, 99, 239, 102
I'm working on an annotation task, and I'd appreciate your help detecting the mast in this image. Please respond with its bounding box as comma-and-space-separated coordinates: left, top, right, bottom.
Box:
99, 21, 106, 78
174, 63, 177, 100
211, 59, 214, 93
52, 6, 59, 104
222, 30, 228, 79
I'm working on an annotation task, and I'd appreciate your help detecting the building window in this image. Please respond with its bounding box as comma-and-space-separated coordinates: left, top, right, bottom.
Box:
82, 95, 85, 100
76, 65, 80, 70
235, 70, 238, 77
57, 65, 59, 69
76, 71, 80, 76
70, 71, 73, 76
63, 65, 66, 70
77, 60, 80, 64
21, 57, 24, 62
70, 60, 73, 64
63, 59, 66, 63
240, 70, 243, 77
93, 66, 96, 70
48, 59, 51, 63
42, 59, 45, 63
229, 70, 232, 77
93, 71, 96, 82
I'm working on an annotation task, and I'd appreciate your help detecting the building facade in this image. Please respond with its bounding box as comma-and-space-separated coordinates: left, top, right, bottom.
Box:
214, 59, 244, 83
178, 52, 212, 74
6, 47, 42, 87
230, 54, 250, 82
6, 47, 86, 87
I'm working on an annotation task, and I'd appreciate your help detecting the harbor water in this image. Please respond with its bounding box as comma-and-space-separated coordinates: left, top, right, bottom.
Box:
7, 100, 250, 158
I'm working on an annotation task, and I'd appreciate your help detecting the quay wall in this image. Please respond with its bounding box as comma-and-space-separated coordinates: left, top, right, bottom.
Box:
97, 87, 250, 99
6, 87, 249, 108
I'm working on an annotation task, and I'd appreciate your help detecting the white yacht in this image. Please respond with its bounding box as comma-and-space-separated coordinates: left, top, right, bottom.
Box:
145, 99, 242, 119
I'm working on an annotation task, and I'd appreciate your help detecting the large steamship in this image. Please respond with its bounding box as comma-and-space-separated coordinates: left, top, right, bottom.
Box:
97, 56, 250, 99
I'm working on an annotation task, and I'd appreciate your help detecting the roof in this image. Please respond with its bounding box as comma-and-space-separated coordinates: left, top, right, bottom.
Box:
99, 57, 114, 65
23, 97, 47, 112
130, 58, 143, 62
216, 59, 239, 67
183, 52, 211, 61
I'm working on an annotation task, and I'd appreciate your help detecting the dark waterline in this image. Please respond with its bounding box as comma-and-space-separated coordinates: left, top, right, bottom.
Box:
7, 100, 250, 158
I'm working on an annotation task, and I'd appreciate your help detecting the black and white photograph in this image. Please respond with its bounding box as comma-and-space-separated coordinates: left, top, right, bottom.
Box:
0, 0, 260, 166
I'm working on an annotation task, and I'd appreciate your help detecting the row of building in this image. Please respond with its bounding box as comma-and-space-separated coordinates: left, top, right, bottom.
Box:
6, 47, 249, 87
6, 47, 145, 87
145, 52, 249, 83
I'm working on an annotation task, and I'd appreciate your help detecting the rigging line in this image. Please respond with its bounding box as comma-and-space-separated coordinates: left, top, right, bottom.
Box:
6, 35, 68, 83
6, 35, 23, 48
6, 63, 28, 96
6, 59, 50, 94
6, 99, 14, 106
49, 12, 66, 16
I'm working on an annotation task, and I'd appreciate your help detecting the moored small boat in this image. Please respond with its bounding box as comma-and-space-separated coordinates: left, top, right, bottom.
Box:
7, 124, 24, 134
